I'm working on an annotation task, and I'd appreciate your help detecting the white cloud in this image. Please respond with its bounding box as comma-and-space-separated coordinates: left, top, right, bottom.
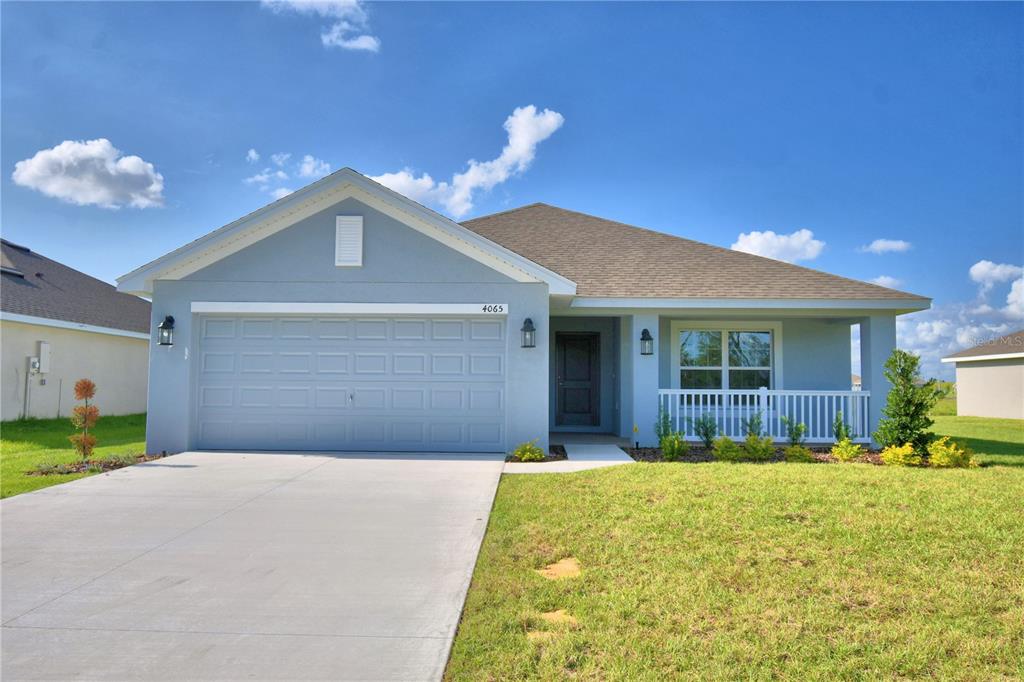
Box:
871, 275, 902, 288
370, 105, 565, 218
270, 152, 291, 167
969, 260, 1023, 293
860, 238, 911, 254
1004, 277, 1024, 319
270, 187, 293, 200
262, 0, 380, 52
298, 154, 331, 178
244, 168, 288, 186
730, 229, 824, 263
246, 148, 260, 164
12, 138, 164, 209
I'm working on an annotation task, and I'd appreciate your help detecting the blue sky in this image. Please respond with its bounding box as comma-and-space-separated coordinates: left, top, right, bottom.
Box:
2, 1, 1021, 378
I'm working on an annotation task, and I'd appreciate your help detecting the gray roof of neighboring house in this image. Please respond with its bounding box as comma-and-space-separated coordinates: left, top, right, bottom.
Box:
1, 239, 151, 334
462, 203, 930, 301
943, 329, 1024, 360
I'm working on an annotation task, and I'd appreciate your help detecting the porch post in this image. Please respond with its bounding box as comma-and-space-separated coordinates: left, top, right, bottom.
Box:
859, 314, 896, 447
630, 313, 660, 447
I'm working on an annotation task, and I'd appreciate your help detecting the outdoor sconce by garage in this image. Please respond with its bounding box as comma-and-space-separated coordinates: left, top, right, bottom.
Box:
521, 318, 536, 348
157, 315, 175, 346
640, 328, 654, 355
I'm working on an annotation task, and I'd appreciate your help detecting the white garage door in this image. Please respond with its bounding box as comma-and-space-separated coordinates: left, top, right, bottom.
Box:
194, 315, 507, 452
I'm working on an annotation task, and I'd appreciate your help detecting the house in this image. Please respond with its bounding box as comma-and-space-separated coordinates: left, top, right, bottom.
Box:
941, 330, 1024, 419
117, 169, 930, 454
1, 239, 151, 420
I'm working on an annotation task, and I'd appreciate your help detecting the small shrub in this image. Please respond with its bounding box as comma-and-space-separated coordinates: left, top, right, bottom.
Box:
880, 442, 921, 466
783, 444, 816, 463
780, 416, 807, 447
659, 432, 689, 461
927, 436, 978, 468
741, 410, 764, 437
712, 436, 743, 462
69, 378, 99, 462
654, 409, 673, 442
511, 440, 545, 462
832, 411, 850, 443
689, 414, 718, 449
875, 349, 942, 452
742, 433, 776, 461
831, 438, 863, 463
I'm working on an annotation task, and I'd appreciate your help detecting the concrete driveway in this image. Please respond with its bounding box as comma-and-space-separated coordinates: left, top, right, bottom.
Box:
2, 451, 504, 681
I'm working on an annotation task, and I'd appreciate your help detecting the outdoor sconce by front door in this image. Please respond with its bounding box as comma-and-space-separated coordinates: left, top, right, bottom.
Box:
640, 328, 654, 355
521, 318, 536, 348
157, 315, 175, 346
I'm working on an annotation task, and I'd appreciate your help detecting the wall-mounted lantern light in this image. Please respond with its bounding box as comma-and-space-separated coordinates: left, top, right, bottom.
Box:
521, 318, 536, 348
157, 315, 175, 346
640, 328, 654, 356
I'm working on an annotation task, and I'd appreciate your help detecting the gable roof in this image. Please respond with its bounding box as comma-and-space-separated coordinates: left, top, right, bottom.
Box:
1, 239, 151, 334
462, 203, 930, 304
942, 329, 1024, 363
117, 168, 576, 296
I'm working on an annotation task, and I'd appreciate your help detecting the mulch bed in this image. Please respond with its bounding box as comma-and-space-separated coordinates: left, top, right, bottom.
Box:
626, 445, 883, 465
505, 444, 569, 463
28, 453, 167, 477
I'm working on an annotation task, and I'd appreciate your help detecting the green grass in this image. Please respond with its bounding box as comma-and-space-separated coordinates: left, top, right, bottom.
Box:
932, 415, 1024, 467
0, 414, 146, 498
448, 417, 1024, 680
930, 396, 958, 416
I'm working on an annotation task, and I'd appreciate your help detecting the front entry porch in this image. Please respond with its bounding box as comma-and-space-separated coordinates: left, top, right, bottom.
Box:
547, 310, 897, 448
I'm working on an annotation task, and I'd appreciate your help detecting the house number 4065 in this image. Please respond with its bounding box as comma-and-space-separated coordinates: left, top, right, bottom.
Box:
481, 304, 505, 313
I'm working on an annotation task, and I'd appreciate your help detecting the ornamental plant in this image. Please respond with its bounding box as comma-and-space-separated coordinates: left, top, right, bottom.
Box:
742, 433, 776, 462
689, 414, 718, 449
511, 440, 545, 462
880, 442, 921, 467
711, 436, 743, 462
784, 445, 816, 463
927, 436, 978, 468
659, 432, 689, 461
741, 410, 764, 437
69, 379, 99, 462
780, 416, 807, 447
874, 349, 942, 454
832, 411, 851, 443
831, 438, 863, 463
654, 408, 674, 443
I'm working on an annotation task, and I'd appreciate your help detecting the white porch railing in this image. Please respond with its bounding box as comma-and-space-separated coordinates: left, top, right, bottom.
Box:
658, 388, 871, 443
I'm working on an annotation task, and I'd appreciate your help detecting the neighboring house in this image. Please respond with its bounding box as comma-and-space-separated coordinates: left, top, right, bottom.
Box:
1, 239, 151, 420
117, 169, 930, 454
941, 330, 1024, 419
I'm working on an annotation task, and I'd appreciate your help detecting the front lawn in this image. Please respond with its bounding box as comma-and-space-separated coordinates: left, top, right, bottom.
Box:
932, 415, 1024, 467
448, 417, 1024, 679
0, 414, 147, 498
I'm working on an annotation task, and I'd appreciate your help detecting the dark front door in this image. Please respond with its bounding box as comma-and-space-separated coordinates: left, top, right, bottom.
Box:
555, 332, 601, 426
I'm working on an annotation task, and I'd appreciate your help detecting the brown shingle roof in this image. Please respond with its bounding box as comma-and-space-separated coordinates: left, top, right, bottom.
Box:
462, 203, 929, 301
944, 329, 1024, 360
1, 239, 151, 334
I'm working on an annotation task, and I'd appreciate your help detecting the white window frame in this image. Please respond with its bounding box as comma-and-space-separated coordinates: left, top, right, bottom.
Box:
670, 320, 784, 390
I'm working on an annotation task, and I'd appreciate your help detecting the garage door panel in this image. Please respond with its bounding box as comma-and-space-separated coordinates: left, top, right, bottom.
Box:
196, 315, 507, 452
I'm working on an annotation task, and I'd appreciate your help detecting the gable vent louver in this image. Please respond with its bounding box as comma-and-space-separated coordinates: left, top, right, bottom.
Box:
335, 216, 363, 267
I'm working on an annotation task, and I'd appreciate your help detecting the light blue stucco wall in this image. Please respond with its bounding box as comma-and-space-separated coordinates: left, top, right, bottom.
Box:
548, 316, 619, 433
655, 316, 853, 391
144, 197, 550, 454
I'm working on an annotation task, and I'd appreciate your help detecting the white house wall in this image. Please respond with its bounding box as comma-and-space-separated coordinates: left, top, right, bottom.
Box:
0, 320, 149, 420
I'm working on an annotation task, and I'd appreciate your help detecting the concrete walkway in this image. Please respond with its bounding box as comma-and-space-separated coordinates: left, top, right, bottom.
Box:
2, 451, 504, 681
504, 442, 635, 474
